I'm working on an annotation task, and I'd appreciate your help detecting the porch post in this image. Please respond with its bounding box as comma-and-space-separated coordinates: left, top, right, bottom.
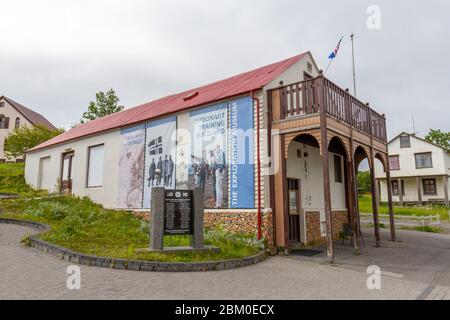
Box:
444, 175, 449, 208
319, 73, 334, 262
416, 177, 423, 204
398, 179, 404, 206
369, 150, 381, 247
386, 161, 396, 242
349, 133, 361, 254
347, 156, 360, 254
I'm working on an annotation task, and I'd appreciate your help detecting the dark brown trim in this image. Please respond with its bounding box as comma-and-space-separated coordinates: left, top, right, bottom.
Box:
281, 135, 290, 251
369, 147, 381, 247
60, 151, 74, 194
318, 74, 334, 261
422, 178, 437, 195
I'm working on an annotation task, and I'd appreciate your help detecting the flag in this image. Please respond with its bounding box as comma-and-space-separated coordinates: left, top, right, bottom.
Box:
328, 36, 344, 60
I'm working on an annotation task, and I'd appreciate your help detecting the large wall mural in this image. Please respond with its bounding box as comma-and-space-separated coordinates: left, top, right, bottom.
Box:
117, 96, 255, 210
143, 116, 177, 209
229, 96, 254, 209
189, 103, 228, 209
117, 125, 145, 209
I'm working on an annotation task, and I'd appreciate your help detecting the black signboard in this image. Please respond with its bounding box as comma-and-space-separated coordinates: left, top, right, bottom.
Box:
164, 190, 194, 235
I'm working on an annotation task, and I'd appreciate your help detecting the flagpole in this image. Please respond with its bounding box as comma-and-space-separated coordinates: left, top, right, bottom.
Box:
324, 59, 333, 75
350, 33, 357, 97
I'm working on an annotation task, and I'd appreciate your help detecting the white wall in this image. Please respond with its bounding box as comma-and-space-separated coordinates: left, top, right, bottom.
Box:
25, 130, 121, 208
375, 135, 447, 179
0, 97, 32, 160
286, 141, 346, 211
376, 134, 450, 202
379, 176, 448, 203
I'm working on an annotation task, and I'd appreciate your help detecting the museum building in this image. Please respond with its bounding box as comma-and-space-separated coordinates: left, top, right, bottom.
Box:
25, 52, 395, 259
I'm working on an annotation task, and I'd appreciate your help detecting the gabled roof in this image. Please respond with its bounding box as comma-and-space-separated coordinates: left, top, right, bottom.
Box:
0, 96, 57, 131
29, 51, 309, 152
389, 131, 450, 154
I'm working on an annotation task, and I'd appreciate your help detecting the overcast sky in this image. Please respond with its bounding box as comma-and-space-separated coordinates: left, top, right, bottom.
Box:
1, 0, 449, 138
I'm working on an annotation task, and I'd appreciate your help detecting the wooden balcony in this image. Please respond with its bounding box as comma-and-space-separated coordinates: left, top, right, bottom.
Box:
268, 75, 387, 143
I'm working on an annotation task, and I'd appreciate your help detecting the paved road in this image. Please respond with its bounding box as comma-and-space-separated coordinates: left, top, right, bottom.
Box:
0, 223, 449, 300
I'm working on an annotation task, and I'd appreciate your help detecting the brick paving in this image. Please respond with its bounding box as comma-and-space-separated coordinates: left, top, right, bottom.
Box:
1, 224, 448, 300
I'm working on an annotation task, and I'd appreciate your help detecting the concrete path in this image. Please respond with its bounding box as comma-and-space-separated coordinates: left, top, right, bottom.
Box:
0, 224, 448, 300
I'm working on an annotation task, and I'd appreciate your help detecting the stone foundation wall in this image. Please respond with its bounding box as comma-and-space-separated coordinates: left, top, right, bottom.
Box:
132, 209, 274, 250
331, 211, 349, 240
304, 210, 349, 245
305, 212, 321, 244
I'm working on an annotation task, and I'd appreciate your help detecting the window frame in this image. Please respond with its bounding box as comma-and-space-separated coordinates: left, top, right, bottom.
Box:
422, 178, 437, 195
389, 155, 400, 170
86, 144, 105, 188
333, 154, 343, 183
15, 117, 20, 129
0, 114, 9, 129
415, 152, 433, 169
0, 102, 5, 108
399, 135, 411, 148
391, 180, 399, 196
391, 180, 405, 196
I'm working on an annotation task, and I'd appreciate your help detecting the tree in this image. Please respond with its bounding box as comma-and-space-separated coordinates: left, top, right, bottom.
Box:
4, 125, 65, 158
357, 171, 371, 194
81, 89, 124, 123
425, 129, 450, 152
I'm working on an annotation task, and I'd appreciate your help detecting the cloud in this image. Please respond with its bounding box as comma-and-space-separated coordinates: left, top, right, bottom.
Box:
0, 0, 448, 137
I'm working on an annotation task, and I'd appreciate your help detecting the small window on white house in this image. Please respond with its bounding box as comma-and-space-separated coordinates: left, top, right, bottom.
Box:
389, 155, 400, 170
400, 135, 411, 148
87, 144, 104, 187
15, 117, 20, 129
0, 102, 5, 108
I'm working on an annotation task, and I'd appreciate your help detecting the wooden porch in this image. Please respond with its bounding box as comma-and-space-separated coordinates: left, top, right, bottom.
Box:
267, 71, 396, 261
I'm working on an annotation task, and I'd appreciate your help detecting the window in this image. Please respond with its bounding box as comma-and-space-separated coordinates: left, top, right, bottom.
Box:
87, 144, 104, 188
389, 155, 400, 170
15, 117, 20, 129
423, 179, 437, 195
391, 180, 399, 196
0, 102, 4, 108
415, 152, 433, 169
400, 135, 411, 148
334, 155, 343, 183
391, 180, 405, 196
0, 115, 9, 129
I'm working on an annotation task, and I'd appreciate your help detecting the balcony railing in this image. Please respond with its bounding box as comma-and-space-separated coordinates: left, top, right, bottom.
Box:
272, 76, 387, 142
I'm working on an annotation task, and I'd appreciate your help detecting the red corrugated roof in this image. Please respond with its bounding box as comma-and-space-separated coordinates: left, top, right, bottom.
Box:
30, 52, 307, 152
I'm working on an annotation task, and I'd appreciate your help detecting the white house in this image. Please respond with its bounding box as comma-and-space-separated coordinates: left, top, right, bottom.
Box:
375, 132, 450, 206
0, 96, 56, 162
24, 51, 392, 257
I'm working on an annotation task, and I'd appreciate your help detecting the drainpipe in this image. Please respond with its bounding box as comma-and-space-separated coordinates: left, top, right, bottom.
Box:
251, 92, 262, 240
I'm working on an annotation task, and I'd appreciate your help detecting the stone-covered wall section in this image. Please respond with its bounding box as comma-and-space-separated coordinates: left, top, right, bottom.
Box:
304, 211, 349, 245
133, 209, 274, 250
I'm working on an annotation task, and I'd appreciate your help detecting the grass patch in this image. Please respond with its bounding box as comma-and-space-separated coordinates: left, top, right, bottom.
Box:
0, 196, 263, 262
0, 163, 46, 196
400, 225, 442, 233
358, 194, 449, 220
0, 163, 25, 177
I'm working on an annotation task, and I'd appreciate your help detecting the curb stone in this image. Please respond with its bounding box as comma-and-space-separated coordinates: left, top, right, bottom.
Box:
0, 217, 267, 272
